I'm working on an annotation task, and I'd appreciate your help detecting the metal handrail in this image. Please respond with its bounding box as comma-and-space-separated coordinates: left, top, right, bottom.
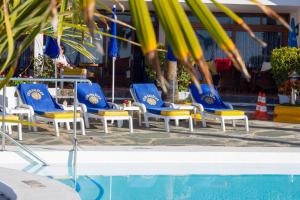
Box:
0, 130, 48, 166
0, 77, 91, 166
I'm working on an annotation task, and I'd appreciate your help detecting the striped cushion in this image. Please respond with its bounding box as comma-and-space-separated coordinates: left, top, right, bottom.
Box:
43, 112, 80, 119
214, 110, 245, 116
62, 69, 86, 76
98, 110, 128, 116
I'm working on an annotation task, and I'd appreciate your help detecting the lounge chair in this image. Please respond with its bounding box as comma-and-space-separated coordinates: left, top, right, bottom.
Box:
130, 83, 193, 132
17, 83, 85, 136
0, 86, 32, 131
77, 83, 133, 133
0, 113, 22, 140
189, 84, 249, 132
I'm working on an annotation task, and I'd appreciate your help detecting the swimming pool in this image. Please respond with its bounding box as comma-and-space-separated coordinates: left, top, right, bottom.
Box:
57, 175, 300, 200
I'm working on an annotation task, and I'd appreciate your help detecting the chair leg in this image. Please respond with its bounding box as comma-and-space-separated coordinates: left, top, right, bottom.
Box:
245, 116, 249, 132
164, 118, 170, 132
54, 121, 59, 136
202, 113, 207, 128
221, 118, 226, 132
7, 125, 12, 135
84, 113, 90, 128
232, 120, 236, 127
144, 115, 149, 128
175, 119, 179, 126
189, 117, 193, 132
33, 116, 38, 132
66, 122, 71, 130
117, 120, 123, 128
18, 123, 22, 141
129, 117, 133, 133
80, 118, 86, 136
138, 111, 142, 126
103, 119, 108, 133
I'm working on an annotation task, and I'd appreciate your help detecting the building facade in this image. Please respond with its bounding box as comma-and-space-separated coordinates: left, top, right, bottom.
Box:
30, 1, 300, 91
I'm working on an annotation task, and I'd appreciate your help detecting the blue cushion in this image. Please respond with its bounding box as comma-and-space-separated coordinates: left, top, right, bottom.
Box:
189, 84, 231, 112
131, 84, 165, 109
77, 83, 110, 111
18, 84, 63, 115
87, 107, 117, 113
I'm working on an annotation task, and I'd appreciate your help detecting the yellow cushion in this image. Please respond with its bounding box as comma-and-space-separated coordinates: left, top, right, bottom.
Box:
274, 105, 300, 117
274, 116, 300, 124
191, 113, 202, 120
62, 69, 86, 76
214, 110, 245, 116
43, 112, 80, 119
1, 115, 19, 121
98, 110, 129, 116
160, 110, 190, 116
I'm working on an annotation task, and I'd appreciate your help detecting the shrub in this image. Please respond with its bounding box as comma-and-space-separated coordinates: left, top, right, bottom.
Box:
145, 46, 192, 91
271, 47, 300, 86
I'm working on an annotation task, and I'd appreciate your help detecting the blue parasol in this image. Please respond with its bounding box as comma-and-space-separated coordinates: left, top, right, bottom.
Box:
108, 5, 118, 102
44, 36, 60, 58
288, 17, 298, 47
44, 35, 60, 101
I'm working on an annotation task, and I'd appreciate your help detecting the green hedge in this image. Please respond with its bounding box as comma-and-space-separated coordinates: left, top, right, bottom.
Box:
271, 47, 300, 86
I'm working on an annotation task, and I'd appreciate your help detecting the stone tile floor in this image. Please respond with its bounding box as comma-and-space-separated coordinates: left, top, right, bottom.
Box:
5, 116, 299, 148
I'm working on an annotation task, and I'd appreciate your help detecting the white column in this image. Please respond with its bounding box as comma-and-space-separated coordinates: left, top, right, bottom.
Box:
34, 34, 44, 58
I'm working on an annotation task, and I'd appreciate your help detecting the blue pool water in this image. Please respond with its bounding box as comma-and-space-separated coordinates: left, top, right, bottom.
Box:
57, 175, 300, 200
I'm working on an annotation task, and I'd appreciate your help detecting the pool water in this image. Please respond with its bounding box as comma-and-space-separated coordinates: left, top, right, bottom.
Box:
57, 175, 300, 200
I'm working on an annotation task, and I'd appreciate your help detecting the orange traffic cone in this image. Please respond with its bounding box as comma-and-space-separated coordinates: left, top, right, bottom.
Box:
253, 92, 269, 120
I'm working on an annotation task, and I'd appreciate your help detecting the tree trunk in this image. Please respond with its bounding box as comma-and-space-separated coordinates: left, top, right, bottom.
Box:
165, 61, 178, 102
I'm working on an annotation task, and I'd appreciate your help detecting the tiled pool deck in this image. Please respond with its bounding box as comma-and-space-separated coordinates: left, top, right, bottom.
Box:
7, 117, 300, 148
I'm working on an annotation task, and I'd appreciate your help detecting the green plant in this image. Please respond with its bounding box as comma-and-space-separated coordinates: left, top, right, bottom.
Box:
271, 47, 300, 86
177, 62, 192, 91
33, 54, 55, 78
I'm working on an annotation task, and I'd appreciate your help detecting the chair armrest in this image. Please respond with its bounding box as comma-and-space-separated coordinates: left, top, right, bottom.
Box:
132, 102, 147, 113
108, 102, 120, 109
224, 102, 233, 109
164, 102, 176, 108
78, 103, 87, 112
18, 104, 34, 115
192, 103, 205, 112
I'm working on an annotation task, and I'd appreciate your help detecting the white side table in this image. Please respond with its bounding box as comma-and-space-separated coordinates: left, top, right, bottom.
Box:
120, 106, 142, 126
174, 104, 197, 125
8, 107, 32, 130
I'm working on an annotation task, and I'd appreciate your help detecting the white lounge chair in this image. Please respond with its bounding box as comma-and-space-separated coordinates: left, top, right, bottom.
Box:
130, 83, 193, 132
17, 83, 85, 136
189, 84, 249, 132
77, 83, 133, 133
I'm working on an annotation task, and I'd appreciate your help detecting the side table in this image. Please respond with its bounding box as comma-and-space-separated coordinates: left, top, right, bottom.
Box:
120, 106, 142, 126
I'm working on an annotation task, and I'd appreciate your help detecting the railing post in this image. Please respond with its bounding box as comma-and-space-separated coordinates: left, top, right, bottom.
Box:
2, 85, 6, 151
73, 80, 78, 166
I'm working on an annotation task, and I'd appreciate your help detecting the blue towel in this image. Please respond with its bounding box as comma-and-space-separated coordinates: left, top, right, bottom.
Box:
189, 84, 231, 112
77, 83, 111, 113
18, 84, 63, 115
131, 84, 165, 109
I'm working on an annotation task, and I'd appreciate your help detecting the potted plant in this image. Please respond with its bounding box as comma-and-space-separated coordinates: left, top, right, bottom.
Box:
271, 47, 300, 104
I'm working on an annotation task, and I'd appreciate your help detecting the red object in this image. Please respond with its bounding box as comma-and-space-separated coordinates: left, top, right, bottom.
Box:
253, 92, 269, 120
214, 58, 232, 72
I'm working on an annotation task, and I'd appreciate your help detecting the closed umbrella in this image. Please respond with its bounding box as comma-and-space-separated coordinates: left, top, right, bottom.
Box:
108, 5, 118, 103
288, 17, 298, 47
44, 36, 60, 100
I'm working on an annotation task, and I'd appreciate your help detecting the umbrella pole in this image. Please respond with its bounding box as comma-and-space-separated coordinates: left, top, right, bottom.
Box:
54, 60, 58, 103
112, 57, 116, 103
